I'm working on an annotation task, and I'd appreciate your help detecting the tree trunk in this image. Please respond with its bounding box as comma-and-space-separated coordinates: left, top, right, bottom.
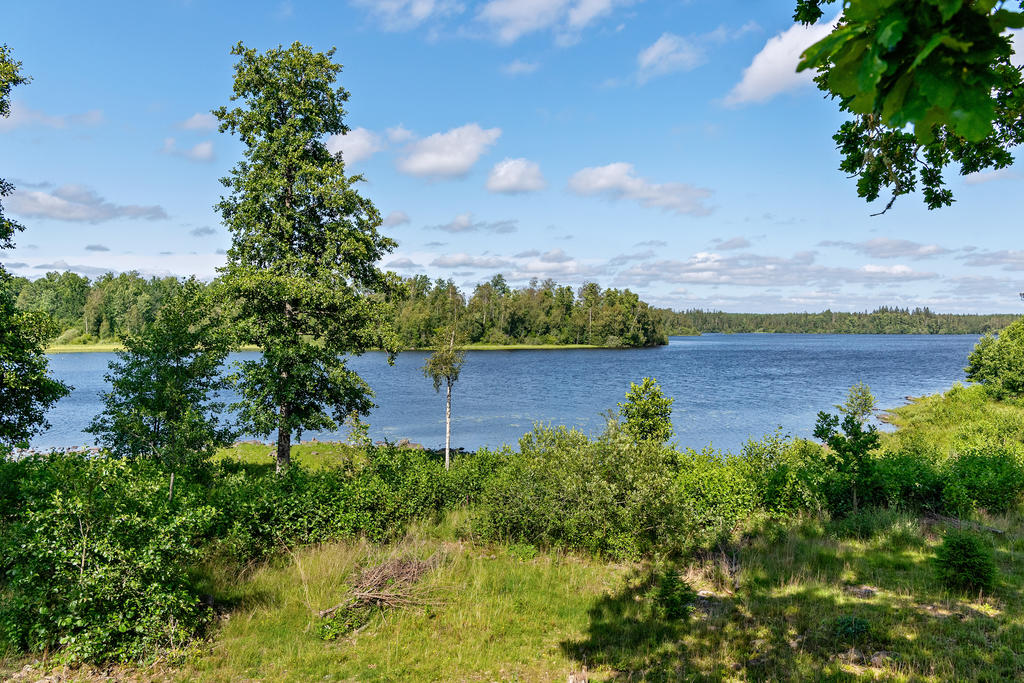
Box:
444, 381, 452, 470
277, 404, 291, 474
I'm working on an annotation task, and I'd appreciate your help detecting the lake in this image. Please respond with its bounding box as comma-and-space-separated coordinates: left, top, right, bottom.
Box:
36, 334, 980, 453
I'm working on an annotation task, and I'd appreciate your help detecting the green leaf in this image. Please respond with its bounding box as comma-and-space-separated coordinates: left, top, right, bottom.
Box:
949, 88, 996, 142
992, 8, 1024, 30
927, 0, 963, 23
917, 69, 958, 110
857, 46, 888, 92
909, 33, 948, 70
875, 14, 908, 49
799, 25, 865, 71
880, 74, 913, 124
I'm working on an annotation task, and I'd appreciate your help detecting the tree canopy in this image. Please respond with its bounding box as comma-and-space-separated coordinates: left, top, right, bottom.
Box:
87, 279, 235, 470
795, 0, 1023, 212
0, 45, 69, 448
215, 41, 399, 472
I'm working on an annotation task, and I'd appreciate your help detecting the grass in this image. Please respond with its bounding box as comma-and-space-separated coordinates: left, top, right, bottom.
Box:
177, 508, 1022, 682
10, 505, 1020, 681
881, 383, 1024, 455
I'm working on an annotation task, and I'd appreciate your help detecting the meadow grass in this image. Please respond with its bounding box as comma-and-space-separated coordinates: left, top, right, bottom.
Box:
170, 507, 1023, 681
881, 383, 1024, 455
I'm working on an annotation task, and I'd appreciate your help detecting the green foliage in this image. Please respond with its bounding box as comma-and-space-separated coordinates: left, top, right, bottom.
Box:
86, 279, 235, 471
966, 317, 1024, 399
0, 283, 70, 448
422, 325, 466, 393
813, 409, 881, 513
836, 381, 876, 423
473, 419, 785, 558
318, 603, 374, 640
658, 306, 1016, 335
933, 529, 997, 593
0, 442, 465, 662
653, 568, 697, 620
395, 275, 667, 348
830, 614, 873, 647
0, 45, 69, 450
0, 453, 215, 663
618, 377, 674, 444
206, 445, 457, 564
215, 41, 399, 471
794, 0, 1024, 210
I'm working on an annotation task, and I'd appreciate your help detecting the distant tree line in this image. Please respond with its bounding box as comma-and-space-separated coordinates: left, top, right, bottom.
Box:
393, 274, 666, 348
655, 307, 1019, 336
9, 270, 669, 348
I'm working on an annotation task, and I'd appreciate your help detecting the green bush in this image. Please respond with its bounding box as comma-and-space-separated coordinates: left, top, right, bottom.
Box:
940, 445, 1024, 515
206, 444, 456, 563
654, 569, 697, 620
966, 317, 1024, 399
933, 530, 997, 593
0, 453, 214, 663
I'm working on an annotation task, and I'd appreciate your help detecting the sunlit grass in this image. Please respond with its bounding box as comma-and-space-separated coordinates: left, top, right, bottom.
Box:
169, 508, 1024, 681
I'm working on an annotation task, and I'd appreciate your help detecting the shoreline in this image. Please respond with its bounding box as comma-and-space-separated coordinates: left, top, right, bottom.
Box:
44, 342, 616, 354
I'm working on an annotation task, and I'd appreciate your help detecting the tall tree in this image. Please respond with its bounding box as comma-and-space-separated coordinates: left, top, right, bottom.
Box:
214, 41, 399, 473
794, 0, 1024, 212
422, 323, 466, 469
0, 45, 69, 449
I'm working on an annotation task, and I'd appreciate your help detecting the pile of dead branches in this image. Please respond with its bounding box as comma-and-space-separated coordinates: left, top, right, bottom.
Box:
319, 554, 443, 620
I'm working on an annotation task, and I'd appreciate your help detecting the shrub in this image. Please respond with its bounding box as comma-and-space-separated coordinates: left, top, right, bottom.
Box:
940, 445, 1024, 515
0, 453, 214, 663
830, 614, 873, 647
654, 569, 697, 620
966, 317, 1024, 399
933, 530, 997, 593
618, 377, 674, 444
813, 410, 880, 515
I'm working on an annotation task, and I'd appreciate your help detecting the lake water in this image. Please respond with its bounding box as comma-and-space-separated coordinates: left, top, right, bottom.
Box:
36, 334, 980, 453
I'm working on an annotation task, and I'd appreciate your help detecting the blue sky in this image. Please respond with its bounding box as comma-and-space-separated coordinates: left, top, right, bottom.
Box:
2, 0, 1022, 312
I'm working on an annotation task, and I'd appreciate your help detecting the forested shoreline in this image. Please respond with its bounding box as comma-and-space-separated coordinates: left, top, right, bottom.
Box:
8, 270, 1018, 351
659, 307, 1018, 336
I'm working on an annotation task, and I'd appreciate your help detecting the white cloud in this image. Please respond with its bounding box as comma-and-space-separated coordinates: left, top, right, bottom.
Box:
486, 158, 546, 193
477, 0, 630, 44
615, 250, 938, 289
502, 59, 540, 76
162, 137, 214, 162
637, 33, 705, 84
723, 14, 839, 106
8, 184, 168, 223
386, 124, 415, 143
568, 162, 713, 216
397, 123, 501, 178
963, 167, 1019, 185
179, 112, 218, 131
186, 141, 214, 161
352, 0, 464, 30
382, 210, 411, 227
960, 249, 1024, 270
326, 127, 384, 164
385, 256, 422, 269
819, 238, 951, 260
715, 236, 751, 250
0, 101, 103, 132
1011, 30, 1022, 68
426, 212, 517, 233
539, 248, 571, 263
431, 253, 514, 268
